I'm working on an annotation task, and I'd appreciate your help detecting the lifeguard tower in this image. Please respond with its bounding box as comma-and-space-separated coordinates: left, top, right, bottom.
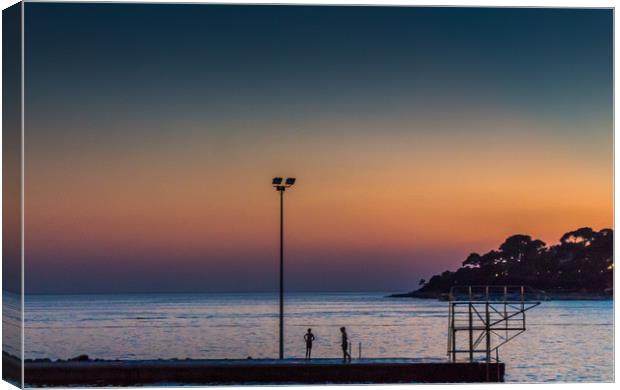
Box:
447, 285, 542, 380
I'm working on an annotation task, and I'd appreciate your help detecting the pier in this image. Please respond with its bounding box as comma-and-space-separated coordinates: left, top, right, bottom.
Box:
4, 355, 505, 386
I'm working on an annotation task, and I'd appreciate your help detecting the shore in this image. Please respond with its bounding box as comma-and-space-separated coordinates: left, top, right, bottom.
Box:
388, 291, 613, 300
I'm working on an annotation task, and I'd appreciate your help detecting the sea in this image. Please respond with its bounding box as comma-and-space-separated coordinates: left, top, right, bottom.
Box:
2, 292, 614, 383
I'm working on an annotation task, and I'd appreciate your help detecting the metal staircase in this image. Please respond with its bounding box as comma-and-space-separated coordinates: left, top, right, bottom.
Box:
447, 285, 542, 373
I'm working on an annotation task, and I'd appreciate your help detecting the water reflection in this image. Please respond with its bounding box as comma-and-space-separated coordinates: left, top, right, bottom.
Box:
14, 292, 613, 382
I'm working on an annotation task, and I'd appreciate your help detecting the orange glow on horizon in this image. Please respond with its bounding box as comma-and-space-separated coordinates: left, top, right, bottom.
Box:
24, 115, 612, 274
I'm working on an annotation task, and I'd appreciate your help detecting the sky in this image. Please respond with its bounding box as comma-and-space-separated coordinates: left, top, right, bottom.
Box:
21, 4, 612, 294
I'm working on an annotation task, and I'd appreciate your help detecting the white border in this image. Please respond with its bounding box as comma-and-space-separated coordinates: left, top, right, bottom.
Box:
0, 2, 617, 390
11, 0, 619, 7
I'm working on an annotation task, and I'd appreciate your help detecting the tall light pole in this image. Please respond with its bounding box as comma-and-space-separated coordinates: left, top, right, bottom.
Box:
272, 176, 296, 360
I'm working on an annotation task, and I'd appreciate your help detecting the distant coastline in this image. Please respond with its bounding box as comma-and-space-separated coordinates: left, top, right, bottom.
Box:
388, 290, 613, 301
389, 227, 613, 301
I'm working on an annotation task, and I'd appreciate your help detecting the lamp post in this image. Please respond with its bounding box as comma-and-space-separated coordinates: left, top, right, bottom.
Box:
272, 176, 296, 360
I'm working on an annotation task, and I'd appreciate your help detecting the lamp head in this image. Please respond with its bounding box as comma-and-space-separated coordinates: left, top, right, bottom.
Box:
272, 176, 295, 191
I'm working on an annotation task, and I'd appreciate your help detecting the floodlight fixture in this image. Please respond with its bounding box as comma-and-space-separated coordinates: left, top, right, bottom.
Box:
271, 175, 297, 359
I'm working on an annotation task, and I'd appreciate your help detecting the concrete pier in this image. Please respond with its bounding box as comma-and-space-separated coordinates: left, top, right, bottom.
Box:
4, 354, 505, 386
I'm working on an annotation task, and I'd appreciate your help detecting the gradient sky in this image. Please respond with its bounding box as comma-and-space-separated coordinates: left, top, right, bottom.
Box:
22, 4, 612, 293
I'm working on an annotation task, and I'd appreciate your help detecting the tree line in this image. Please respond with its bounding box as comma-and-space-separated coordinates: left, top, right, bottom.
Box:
413, 227, 613, 295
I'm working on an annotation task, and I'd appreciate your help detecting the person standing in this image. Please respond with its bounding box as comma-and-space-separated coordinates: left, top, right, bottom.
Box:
340, 327, 351, 363
304, 328, 315, 360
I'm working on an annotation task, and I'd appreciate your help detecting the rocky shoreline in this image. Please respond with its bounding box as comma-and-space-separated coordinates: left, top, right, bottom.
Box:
388, 290, 613, 300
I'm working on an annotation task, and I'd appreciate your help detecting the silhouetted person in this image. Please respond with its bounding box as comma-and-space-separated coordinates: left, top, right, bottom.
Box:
340, 327, 351, 362
304, 328, 315, 360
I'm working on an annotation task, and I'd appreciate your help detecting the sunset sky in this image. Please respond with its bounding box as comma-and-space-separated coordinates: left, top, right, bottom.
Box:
22, 4, 612, 293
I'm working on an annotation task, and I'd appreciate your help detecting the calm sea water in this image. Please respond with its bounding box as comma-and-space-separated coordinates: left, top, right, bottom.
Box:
5, 292, 614, 382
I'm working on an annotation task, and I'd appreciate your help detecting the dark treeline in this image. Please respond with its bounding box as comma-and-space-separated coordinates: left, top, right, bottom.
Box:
408, 227, 613, 297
